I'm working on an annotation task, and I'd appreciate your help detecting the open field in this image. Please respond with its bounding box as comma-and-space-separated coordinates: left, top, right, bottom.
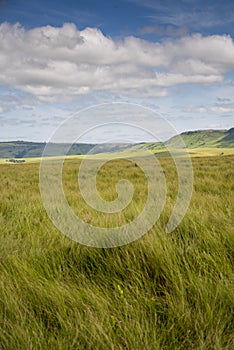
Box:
0, 155, 233, 349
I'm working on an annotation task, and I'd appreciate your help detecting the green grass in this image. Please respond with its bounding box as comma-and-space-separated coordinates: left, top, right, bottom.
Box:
0, 155, 233, 349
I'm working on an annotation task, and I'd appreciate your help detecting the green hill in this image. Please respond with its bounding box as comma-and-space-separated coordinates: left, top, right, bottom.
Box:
166, 128, 233, 148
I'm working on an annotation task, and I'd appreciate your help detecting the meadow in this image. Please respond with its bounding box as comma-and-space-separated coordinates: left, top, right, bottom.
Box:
0, 154, 233, 349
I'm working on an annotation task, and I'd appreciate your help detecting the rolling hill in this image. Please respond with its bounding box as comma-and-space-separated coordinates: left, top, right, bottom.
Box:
0, 128, 233, 158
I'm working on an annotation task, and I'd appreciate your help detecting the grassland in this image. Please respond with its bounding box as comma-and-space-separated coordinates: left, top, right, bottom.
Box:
0, 155, 233, 349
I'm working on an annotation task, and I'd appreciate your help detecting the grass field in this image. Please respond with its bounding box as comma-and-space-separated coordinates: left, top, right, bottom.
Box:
0, 155, 233, 349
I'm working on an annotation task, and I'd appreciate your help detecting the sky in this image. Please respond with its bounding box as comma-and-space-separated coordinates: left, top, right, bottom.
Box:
0, 0, 234, 142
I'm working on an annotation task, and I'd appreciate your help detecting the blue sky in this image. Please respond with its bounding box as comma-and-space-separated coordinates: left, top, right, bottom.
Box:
0, 0, 234, 141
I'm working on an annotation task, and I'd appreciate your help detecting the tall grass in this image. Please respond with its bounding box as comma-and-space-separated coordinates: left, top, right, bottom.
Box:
0, 155, 233, 349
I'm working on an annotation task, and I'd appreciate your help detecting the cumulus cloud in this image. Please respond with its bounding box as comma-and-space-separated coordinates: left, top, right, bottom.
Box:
0, 22, 234, 101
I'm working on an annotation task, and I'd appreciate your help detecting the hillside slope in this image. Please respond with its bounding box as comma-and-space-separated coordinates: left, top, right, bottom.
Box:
167, 128, 234, 148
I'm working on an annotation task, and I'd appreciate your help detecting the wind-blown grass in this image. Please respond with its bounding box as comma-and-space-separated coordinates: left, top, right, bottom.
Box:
0, 155, 233, 349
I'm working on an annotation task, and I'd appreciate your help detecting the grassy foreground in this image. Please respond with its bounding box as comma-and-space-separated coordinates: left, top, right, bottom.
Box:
0, 155, 233, 349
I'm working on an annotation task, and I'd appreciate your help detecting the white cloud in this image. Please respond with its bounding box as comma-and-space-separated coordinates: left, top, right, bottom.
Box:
0, 22, 234, 101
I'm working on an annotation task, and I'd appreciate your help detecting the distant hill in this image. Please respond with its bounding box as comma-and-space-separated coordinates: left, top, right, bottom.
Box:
0, 141, 95, 159
0, 128, 233, 158
0, 141, 131, 158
